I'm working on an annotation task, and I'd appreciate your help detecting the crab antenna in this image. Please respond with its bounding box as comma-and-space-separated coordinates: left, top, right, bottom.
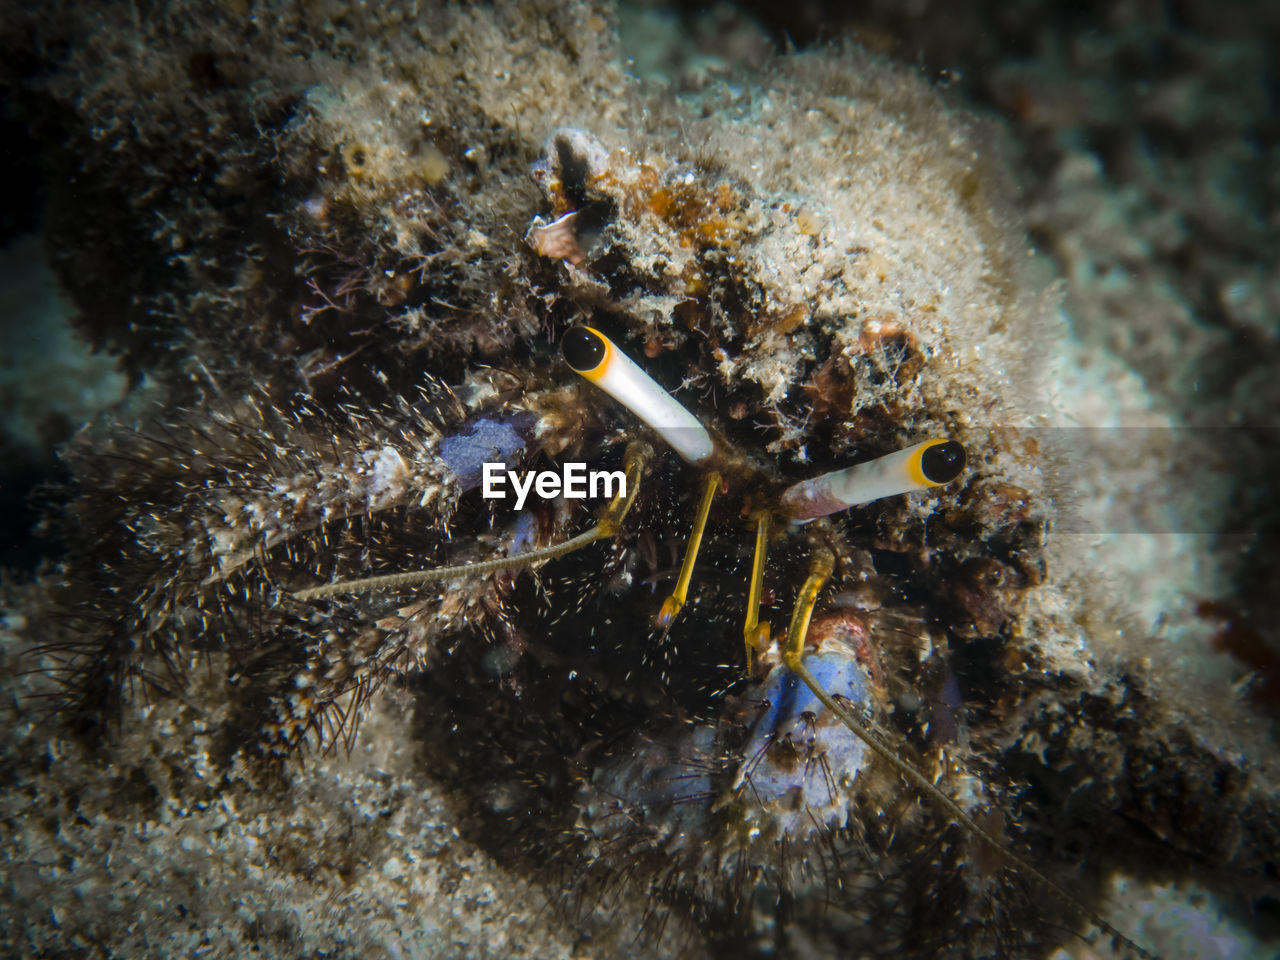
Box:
654, 471, 720, 631
562, 325, 716, 467
781, 549, 1157, 960
292, 442, 649, 602
780, 438, 965, 521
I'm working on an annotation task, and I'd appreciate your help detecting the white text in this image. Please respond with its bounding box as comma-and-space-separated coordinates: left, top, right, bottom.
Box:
481, 462, 626, 510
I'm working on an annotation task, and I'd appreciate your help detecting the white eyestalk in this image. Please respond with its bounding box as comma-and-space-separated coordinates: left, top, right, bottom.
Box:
780, 439, 966, 521
562, 326, 715, 467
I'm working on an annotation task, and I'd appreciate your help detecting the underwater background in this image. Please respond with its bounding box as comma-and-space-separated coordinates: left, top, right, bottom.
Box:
0, 1, 1276, 958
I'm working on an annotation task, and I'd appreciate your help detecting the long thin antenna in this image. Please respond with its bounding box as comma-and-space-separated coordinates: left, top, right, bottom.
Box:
291, 443, 649, 602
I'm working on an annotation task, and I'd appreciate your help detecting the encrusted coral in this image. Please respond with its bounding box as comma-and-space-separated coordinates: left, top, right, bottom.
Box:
0, 1, 1275, 959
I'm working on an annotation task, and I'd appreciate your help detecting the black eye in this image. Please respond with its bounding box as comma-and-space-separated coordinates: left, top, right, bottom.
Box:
562, 326, 606, 372
921, 441, 965, 484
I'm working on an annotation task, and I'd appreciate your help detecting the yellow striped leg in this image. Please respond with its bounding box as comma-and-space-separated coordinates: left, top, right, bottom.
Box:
742, 509, 771, 672
655, 472, 720, 630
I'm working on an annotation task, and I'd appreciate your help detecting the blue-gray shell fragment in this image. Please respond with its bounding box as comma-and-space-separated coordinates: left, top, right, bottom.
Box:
733, 652, 871, 830
438, 414, 536, 490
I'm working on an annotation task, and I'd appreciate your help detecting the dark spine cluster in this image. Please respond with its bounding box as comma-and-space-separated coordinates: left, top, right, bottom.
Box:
38, 391, 459, 757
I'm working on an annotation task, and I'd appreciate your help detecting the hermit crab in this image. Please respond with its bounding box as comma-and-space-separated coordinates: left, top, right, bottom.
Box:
37, 115, 1158, 960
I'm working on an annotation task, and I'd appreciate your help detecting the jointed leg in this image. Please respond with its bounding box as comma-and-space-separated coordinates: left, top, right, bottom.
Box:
742, 509, 771, 673
655, 471, 720, 630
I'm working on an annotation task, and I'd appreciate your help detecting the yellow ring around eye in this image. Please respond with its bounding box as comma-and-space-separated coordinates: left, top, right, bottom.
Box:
578, 326, 611, 382
907, 438, 947, 488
